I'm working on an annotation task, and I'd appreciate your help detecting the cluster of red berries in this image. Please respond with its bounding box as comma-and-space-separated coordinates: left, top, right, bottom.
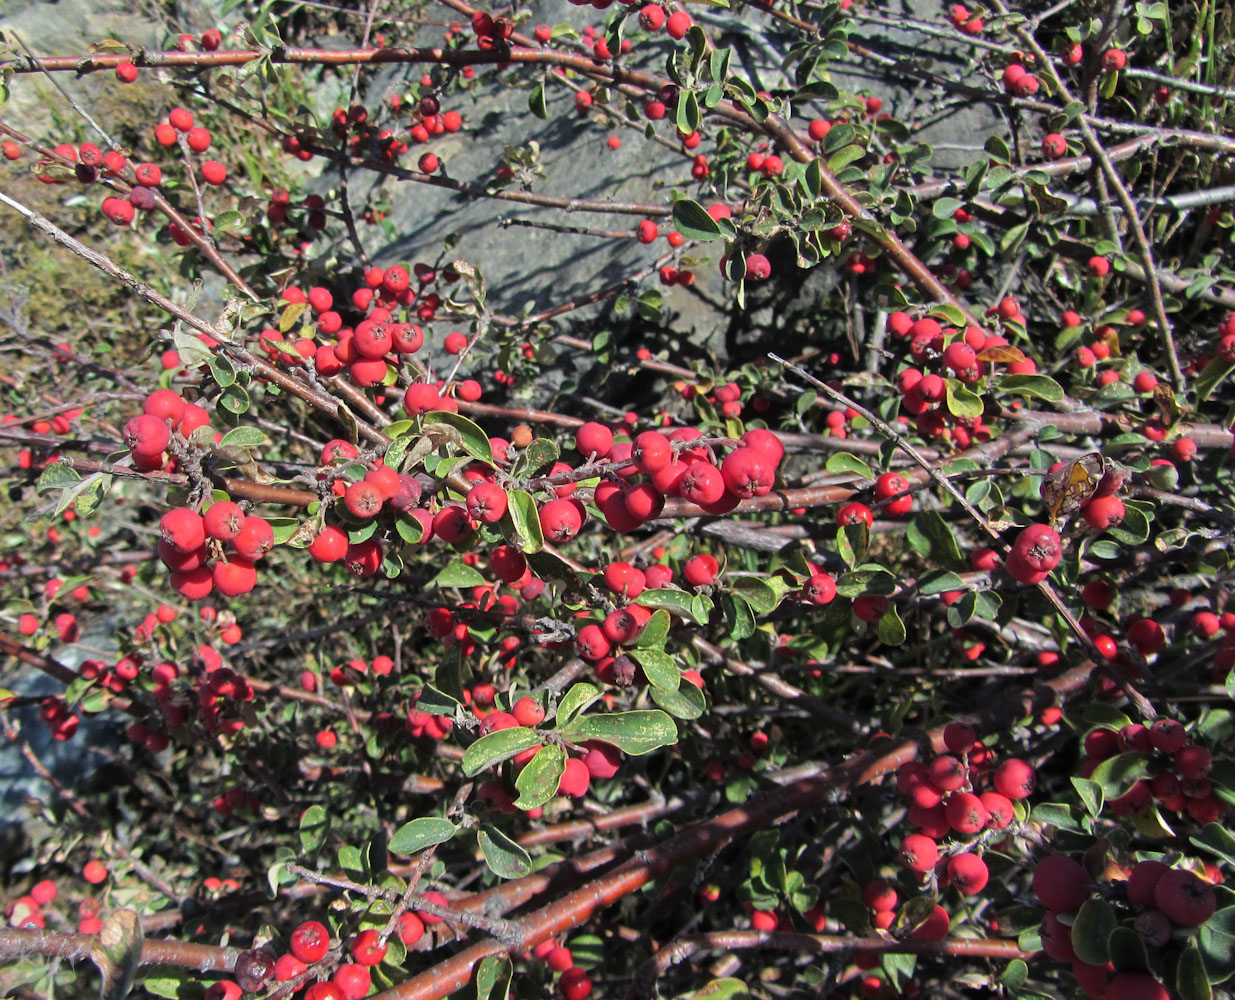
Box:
1035, 851, 1220, 1000
154, 498, 274, 601
887, 305, 1026, 447
1081, 720, 1224, 823
947, 3, 984, 34
4, 879, 59, 930
896, 724, 1034, 898
259, 268, 469, 389
5, 877, 108, 936
529, 937, 593, 1000
474, 697, 624, 814
1002, 62, 1041, 97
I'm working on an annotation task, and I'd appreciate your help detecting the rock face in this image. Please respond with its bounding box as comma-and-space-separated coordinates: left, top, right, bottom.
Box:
0, 616, 123, 831
1, 0, 996, 358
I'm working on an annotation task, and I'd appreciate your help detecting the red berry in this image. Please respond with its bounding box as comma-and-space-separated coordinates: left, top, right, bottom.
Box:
466, 482, 508, 524
1032, 855, 1090, 912
992, 757, 1035, 799
665, 10, 691, 38
683, 554, 719, 587
901, 833, 938, 872
1154, 868, 1216, 926
1012, 524, 1062, 573
946, 852, 989, 894
290, 921, 331, 964
836, 502, 873, 528
160, 508, 206, 553
186, 127, 212, 152
349, 929, 387, 966
204, 501, 246, 541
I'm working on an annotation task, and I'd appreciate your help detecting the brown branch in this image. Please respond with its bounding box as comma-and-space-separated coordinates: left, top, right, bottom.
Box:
371, 661, 1097, 1000
0, 927, 236, 971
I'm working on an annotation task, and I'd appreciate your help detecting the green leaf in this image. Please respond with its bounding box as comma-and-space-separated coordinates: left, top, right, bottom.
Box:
219, 384, 249, 414
637, 588, 709, 624
676, 90, 700, 134
143, 971, 192, 999
822, 123, 855, 152
424, 411, 493, 464
1179, 943, 1214, 999
635, 609, 671, 648
1071, 776, 1105, 817
918, 570, 967, 596
208, 355, 235, 388
299, 804, 329, 853
720, 593, 756, 640
475, 954, 513, 1000
213, 210, 245, 234
651, 679, 706, 720
932, 197, 964, 219
876, 606, 906, 645
462, 727, 541, 777
389, 817, 456, 855
556, 682, 602, 726
337, 843, 364, 876
268, 849, 297, 896
1071, 900, 1117, 964
827, 145, 865, 172
997, 374, 1066, 403
1089, 751, 1148, 797
1198, 906, 1235, 984
430, 558, 487, 589
729, 576, 778, 615
689, 979, 748, 1000
73, 474, 110, 518
631, 649, 680, 692
503, 489, 544, 553
835, 568, 896, 598
1195, 358, 1235, 403
528, 84, 547, 119
1192, 824, 1235, 868
928, 303, 969, 329
91, 909, 143, 1000
944, 379, 984, 418
477, 825, 532, 879
37, 462, 81, 493
559, 710, 677, 755
522, 437, 559, 477
906, 511, 965, 570
1107, 925, 1150, 973
672, 199, 723, 241
219, 426, 267, 448
416, 685, 462, 715
514, 744, 564, 810
1031, 801, 1083, 832
998, 960, 1028, 989
824, 452, 874, 479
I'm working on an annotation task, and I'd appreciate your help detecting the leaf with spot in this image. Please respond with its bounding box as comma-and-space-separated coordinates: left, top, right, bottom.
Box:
462, 727, 541, 777
478, 825, 532, 879
389, 817, 456, 855
559, 710, 677, 755
514, 745, 564, 810
631, 648, 680, 692
424, 411, 493, 464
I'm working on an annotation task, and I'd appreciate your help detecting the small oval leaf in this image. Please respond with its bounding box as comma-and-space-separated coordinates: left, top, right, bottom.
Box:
389, 817, 456, 855
478, 825, 533, 879
462, 727, 541, 777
